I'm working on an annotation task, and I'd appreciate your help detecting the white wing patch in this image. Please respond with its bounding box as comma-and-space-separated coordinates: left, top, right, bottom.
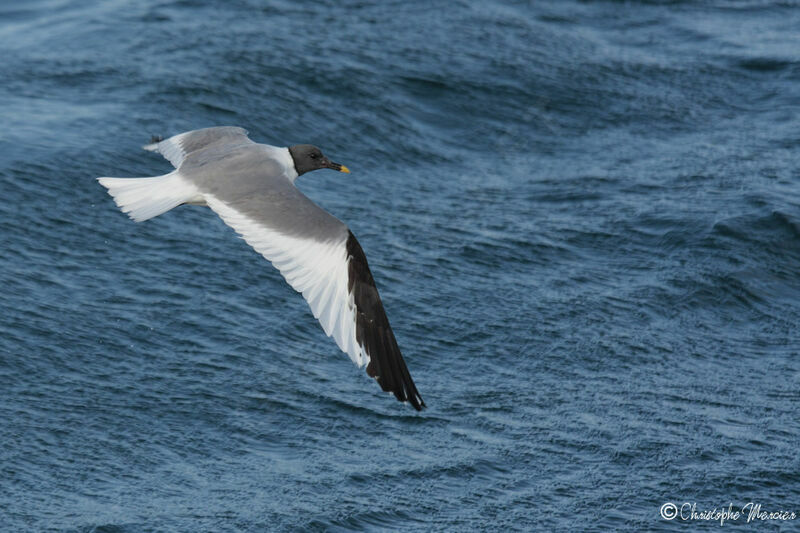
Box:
143, 132, 192, 168
204, 195, 368, 367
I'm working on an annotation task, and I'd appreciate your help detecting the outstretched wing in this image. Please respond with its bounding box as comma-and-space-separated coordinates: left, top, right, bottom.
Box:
144, 126, 254, 168
204, 195, 425, 410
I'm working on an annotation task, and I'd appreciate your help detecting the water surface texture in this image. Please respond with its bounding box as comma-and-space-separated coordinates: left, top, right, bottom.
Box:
2, 1, 800, 531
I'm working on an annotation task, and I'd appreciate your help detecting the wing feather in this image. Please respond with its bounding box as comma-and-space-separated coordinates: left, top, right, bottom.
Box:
204, 195, 424, 410
144, 126, 254, 168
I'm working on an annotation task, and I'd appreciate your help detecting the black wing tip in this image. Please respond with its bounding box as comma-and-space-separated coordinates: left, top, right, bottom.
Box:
367, 360, 426, 411
397, 368, 425, 411
410, 394, 426, 411
388, 384, 426, 411
348, 231, 426, 412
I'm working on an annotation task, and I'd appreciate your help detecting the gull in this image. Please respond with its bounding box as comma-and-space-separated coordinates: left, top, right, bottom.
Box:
98, 127, 425, 410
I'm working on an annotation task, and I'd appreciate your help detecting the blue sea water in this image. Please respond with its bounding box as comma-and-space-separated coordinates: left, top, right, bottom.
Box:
2, 0, 800, 531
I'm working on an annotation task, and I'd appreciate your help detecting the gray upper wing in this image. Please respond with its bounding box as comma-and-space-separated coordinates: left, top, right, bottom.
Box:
144, 126, 255, 169
181, 143, 347, 243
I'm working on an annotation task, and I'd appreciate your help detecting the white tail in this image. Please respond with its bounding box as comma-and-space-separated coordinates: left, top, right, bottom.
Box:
97, 172, 200, 222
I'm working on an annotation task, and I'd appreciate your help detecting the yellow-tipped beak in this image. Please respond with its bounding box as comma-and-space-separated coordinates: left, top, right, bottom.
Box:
339, 165, 350, 174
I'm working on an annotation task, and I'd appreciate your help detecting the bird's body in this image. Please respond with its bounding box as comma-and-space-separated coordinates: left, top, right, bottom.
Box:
98, 127, 424, 410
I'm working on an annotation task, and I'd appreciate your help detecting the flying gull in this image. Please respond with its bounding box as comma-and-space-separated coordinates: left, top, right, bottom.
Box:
98, 126, 425, 410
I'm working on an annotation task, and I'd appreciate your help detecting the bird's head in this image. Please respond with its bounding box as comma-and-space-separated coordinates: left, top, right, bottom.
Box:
288, 144, 350, 177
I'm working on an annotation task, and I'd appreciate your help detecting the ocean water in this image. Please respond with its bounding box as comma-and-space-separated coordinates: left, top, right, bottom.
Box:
2, 0, 800, 531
